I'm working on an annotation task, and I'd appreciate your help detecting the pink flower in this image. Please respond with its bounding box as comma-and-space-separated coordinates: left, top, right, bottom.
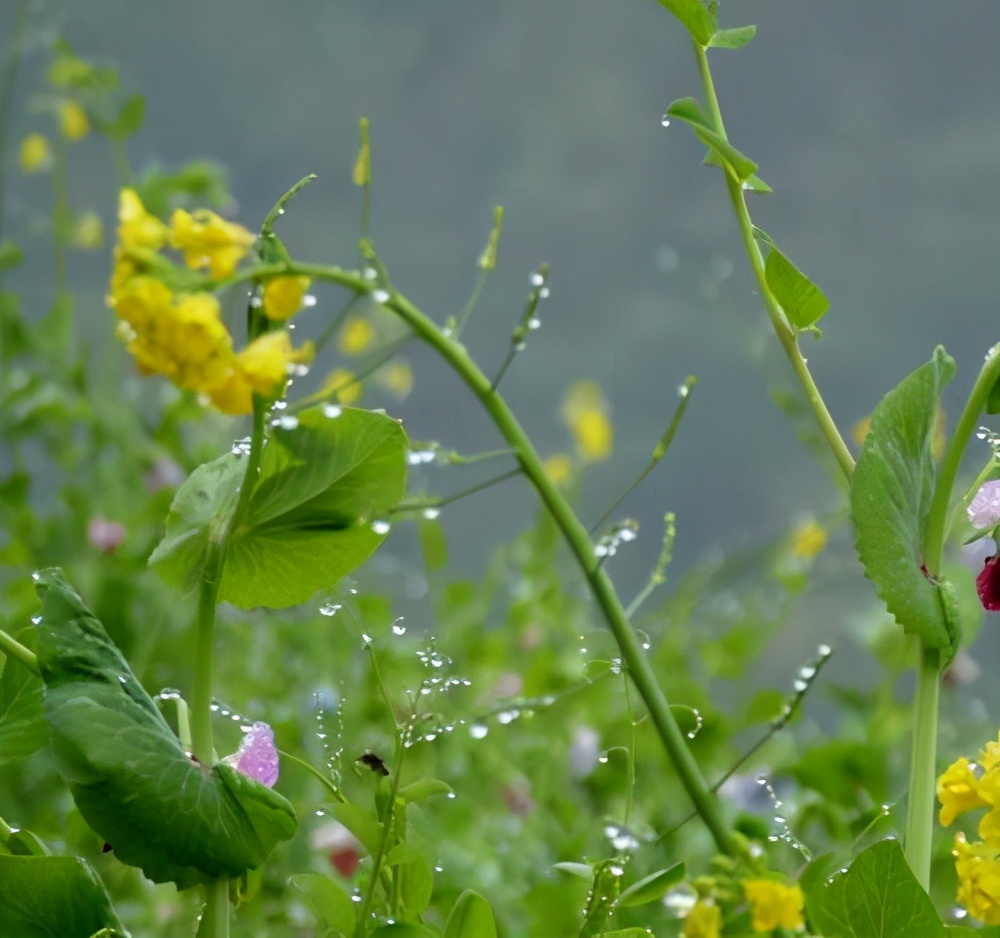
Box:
87, 517, 127, 553
977, 553, 1000, 612
311, 820, 363, 877
226, 722, 279, 788
969, 480, 1000, 530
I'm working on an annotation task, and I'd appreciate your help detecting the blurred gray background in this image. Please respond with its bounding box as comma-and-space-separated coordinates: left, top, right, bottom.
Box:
6, 3, 999, 639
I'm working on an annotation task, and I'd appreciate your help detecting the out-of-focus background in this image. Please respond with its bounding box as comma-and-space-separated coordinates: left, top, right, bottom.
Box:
5, 2, 999, 681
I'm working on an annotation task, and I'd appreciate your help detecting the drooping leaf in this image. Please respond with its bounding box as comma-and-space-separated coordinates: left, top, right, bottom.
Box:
554, 862, 595, 879
0, 240, 23, 271
33, 569, 296, 888
850, 347, 960, 657
398, 853, 435, 918
444, 889, 498, 938
653, 0, 717, 45
150, 406, 408, 608
764, 246, 829, 328
287, 872, 356, 936
801, 839, 947, 937
109, 94, 145, 140
398, 777, 454, 803
0, 855, 129, 938
708, 25, 757, 49
666, 97, 758, 182
614, 863, 686, 908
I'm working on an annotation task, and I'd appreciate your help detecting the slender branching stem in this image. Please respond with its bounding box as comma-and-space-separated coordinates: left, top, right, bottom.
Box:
0, 627, 39, 676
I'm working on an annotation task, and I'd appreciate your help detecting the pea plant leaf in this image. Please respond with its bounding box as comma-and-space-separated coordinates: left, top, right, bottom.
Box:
150, 405, 408, 608
708, 25, 757, 49
801, 839, 947, 937
444, 889, 498, 938
0, 650, 48, 766
764, 246, 829, 329
0, 854, 129, 938
850, 347, 959, 656
666, 97, 758, 182
653, 0, 716, 45
33, 569, 297, 889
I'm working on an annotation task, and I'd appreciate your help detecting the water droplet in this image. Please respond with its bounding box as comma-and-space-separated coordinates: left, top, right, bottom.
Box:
817, 643, 832, 657
363, 267, 377, 281
278, 208, 285, 215
323, 403, 343, 418
527, 317, 542, 330
755, 775, 768, 786
660, 114, 671, 128
422, 506, 441, 520
371, 519, 392, 535
319, 603, 342, 617
496, 709, 520, 725
799, 666, 816, 680
272, 400, 288, 411
392, 620, 407, 635
469, 723, 488, 739
538, 287, 550, 299
530, 271, 545, 288
302, 294, 317, 307
249, 295, 263, 308
231, 437, 252, 456
372, 288, 390, 304
272, 415, 299, 430
793, 678, 808, 692
361, 633, 373, 647
30, 615, 42, 625
603, 822, 640, 853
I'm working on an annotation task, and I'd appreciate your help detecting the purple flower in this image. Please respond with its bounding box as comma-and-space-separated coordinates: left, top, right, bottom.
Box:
228, 722, 279, 788
968, 480, 1000, 530
977, 553, 1000, 612
87, 517, 127, 553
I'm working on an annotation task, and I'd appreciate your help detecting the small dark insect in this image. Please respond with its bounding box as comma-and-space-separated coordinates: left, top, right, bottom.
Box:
357, 750, 390, 776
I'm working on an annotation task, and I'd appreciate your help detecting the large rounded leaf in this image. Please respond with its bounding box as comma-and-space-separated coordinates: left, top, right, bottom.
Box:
34, 570, 296, 888
149, 406, 408, 608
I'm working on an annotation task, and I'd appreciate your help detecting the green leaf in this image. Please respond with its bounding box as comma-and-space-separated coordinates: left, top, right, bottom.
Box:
708, 25, 757, 49
329, 802, 383, 857
850, 347, 959, 655
398, 777, 454, 803
0, 651, 48, 766
764, 246, 829, 328
594, 930, 659, 938
654, 0, 716, 45
802, 839, 947, 937
614, 863, 685, 908
0, 855, 129, 938
108, 94, 145, 140
369, 925, 439, 938
0, 292, 33, 359
150, 406, 408, 608
287, 872, 356, 936
398, 854, 435, 918
5, 826, 51, 857
444, 889, 498, 938
33, 570, 296, 888
666, 97, 758, 182
0, 240, 23, 271
986, 371, 1000, 414
553, 861, 594, 879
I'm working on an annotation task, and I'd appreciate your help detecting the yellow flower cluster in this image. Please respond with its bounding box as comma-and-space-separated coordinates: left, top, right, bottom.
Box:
677, 875, 805, 936
791, 518, 827, 559
561, 379, 613, 462
108, 189, 311, 414
741, 879, 805, 933
939, 732, 1000, 924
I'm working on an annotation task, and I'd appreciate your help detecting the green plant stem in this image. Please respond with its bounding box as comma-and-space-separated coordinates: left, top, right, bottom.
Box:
0, 627, 39, 676
692, 42, 854, 485
196, 876, 230, 938
214, 259, 736, 855
51, 141, 71, 296
110, 138, 131, 187
191, 542, 223, 766
905, 343, 1000, 887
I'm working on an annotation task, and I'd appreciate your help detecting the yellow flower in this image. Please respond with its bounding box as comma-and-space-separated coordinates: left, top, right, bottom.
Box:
321, 368, 362, 406
791, 518, 827, 559
851, 416, 871, 447
980, 732, 1000, 773
117, 189, 168, 253
171, 207, 255, 280
19, 133, 51, 173
337, 316, 375, 356
742, 879, 805, 933
375, 360, 413, 399
543, 454, 574, 487
981, 810, 1000, 848
938, 758, 988, 827
236, 331, 294, 395
59, 101, 90, 140
953, 833, 1000, 925
562, 380, 613, 462
262, 276, 311, 321
682, 899, 722, 938
72, 211, 104, 250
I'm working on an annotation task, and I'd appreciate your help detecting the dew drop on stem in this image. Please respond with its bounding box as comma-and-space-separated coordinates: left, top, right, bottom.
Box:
660, 114, 671, 128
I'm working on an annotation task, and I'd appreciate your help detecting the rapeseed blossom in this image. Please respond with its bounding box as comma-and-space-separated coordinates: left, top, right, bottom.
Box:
741, 879, 805, 933
562, 380, 613, 462
108, 189, 310, 414
681, 899, 722, 938
338, 316, 375, 356
19, 133, 51, 173
939, 731, 1000, 923
262, 275, 311, 321
791, 518, 826, 559
59, 101, 90, 140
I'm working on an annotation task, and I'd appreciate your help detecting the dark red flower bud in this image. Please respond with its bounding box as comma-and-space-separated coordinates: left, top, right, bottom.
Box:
977, 554, 1000, 611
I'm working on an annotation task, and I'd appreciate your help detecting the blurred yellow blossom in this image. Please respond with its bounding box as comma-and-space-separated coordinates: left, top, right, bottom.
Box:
938, 757, 988, 827
171, 207, 255, 279
953, 833, 1000, 924
681, 899, 721, 938
851, 416, 871, 448
562, 379, 612, 462
375, 360, 414, 399
980, 732, 1000, 773
981, 810, 1000, 848
543, 454, 574, 487
117, 188, 168, 253
19, 133, 51, 173
71, 211, 104, 250
59, 101, 90, 140
338, 316, 375, 356
322, 368, 362, 405
791, 518, 827, 559
263, 276, 310, 321
741, 879, 804, 933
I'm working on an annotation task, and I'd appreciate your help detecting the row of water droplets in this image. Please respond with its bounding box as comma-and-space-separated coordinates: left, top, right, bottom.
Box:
594, 519, 639, 559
